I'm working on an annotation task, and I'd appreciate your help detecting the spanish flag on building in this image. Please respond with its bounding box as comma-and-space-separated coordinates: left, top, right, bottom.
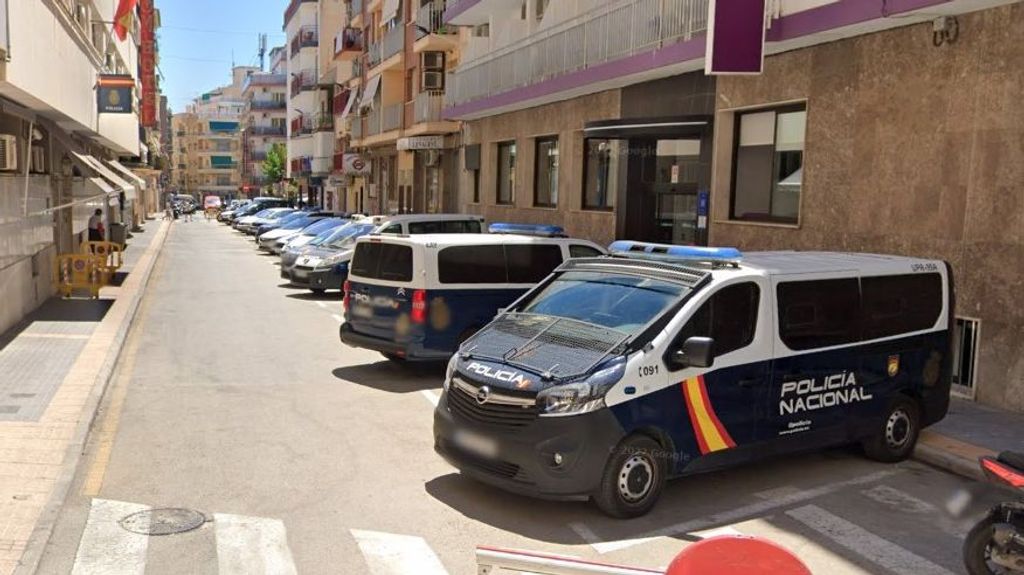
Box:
113, 0, 138, 42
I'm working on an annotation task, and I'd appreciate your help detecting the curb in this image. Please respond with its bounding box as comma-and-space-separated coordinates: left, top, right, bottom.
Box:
911, 431, 994, 483
14, 221, 171, 575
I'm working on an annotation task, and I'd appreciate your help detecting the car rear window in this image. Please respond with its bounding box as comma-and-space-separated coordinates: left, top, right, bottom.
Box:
351, 242, 413, 282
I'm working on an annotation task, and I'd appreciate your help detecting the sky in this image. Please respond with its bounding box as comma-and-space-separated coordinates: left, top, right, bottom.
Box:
159, 0, 289, 113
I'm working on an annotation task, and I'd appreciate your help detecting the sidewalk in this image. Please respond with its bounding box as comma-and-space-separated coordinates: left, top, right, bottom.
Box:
0, 219, 169, 575
913, 396, 1024, 481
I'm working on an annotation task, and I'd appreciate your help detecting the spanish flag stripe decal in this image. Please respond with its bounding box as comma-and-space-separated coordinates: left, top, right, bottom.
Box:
681, 376, 737, 454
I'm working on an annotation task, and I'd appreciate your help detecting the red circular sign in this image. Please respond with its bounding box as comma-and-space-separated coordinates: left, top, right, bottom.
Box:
351, 158, 365, 171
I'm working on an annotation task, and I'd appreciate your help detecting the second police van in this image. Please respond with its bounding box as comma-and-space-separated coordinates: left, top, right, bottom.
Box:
339, 224, 606, 362
433, 242, 954, 517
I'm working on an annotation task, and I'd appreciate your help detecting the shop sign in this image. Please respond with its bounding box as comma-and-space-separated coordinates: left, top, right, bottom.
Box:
139, 0, 158, 127
341, 154, 371, 175
705, 0, 766, 75
397, 136, 444, 151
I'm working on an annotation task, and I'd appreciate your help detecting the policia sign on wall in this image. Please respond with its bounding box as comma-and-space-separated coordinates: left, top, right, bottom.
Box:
97, 75, 135, 114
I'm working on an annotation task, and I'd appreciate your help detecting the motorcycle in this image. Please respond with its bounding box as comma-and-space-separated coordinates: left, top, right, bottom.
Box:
964, 451, 1024, 574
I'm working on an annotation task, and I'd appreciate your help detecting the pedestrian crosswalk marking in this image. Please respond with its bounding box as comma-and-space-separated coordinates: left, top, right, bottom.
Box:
214, 513, 298, 575
786, 504, 955, 575
351, 529, 449, 575
861, 485, 937, 515
72, 499, 150, 575
570, 469, 900, 554
421, 390, 440, 407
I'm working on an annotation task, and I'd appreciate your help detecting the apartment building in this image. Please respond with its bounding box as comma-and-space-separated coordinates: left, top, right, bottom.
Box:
328, 0, 461, 215
171, 66, 258, 200
241, 46, 288, 193
0, 0, 151, 335
441, 0, 1024, 411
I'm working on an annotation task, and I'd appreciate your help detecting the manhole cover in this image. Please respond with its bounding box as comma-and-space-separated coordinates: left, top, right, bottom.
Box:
119, 508, 207, 536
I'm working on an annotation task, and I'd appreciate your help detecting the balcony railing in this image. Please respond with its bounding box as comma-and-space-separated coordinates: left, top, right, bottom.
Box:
334, 27, 364, 59
291, 25, 319, 56
290, 69, 317, 96
382, 103, 403, 132
382, 25, 404, 61
414, 91, 445, 123
366, 109, 381, 136
242, 73, 287, 92
366, 40, 382, 69
251, 151, 269, 162
353, 55, 366, 79
249, 125, 286, 136
310, 112, 335, 132
350, 116, 364, 140
250, 99, 287, 110
416, 1, 456, 36
446, 0, 708, 108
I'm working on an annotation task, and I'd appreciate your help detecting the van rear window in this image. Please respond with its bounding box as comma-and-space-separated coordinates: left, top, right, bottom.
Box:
408, 220, 482, 234
437, 244, 563, 284
862, 273, 942, 339
778, 278, 861, 350
351, 243, 413, 282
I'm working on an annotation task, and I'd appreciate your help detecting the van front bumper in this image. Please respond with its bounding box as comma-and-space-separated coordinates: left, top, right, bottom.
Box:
308, 268, 345, 291
433, 394, 624, 500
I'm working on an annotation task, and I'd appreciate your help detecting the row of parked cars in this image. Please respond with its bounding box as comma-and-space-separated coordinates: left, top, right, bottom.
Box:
218, 196, 957, 520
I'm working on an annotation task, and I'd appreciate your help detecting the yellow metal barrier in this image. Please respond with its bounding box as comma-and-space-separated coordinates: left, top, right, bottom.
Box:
55, 254, 104, 299
81, 241, 124, 282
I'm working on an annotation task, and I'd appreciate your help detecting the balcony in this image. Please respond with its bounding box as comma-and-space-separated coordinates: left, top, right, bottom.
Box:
284, 0, 317, 27
248, 125, 286, 136
366, 40, 382, 69
242, 73, 287, 93
310, 112, 335, 132
414, 91, 443, 124
250, 99, 287, 111
443, 0, 522, 26
290, 69, 317, 97
382, 25, 404, 62
291, 25, 319, 57
366, 109, 381, 137
350, 116, 364, 140
416, 1, 458, 45
382, 103, 403, 132
446, 0, 708, 113
251, 151, 269, 162
348, 0, 363, 20
334, 28, 364, 61
291, 157, 312, 176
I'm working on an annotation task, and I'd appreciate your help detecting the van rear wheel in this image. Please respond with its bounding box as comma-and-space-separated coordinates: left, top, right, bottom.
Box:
593, 435, 666, 519
862, 395, 920, 463
381, 352, 406, 364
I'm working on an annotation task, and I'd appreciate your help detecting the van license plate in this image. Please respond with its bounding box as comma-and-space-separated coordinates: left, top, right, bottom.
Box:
351, 304, 374, 319
453, 429, 498, 459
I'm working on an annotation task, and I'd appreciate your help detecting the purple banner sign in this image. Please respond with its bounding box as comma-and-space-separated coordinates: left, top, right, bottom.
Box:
705, 0, 767, 75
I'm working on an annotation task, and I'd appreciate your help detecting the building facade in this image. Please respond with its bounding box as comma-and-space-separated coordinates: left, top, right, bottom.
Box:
241, 46, 288, 193
285, 0, 330, 206
171, 66, 258, 200
440, 0, 1023, 411
0, 0, 151, 335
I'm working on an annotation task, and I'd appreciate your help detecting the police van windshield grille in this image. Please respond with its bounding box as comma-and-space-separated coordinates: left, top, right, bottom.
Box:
465, 314, 629, 380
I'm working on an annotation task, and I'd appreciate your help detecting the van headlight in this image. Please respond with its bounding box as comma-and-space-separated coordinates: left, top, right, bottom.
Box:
443, 356, 457, 392
537, 361, 625, 417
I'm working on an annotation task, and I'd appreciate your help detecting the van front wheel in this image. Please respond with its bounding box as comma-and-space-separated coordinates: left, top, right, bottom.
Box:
862, 395, 920, 463
593, 435, 666, 519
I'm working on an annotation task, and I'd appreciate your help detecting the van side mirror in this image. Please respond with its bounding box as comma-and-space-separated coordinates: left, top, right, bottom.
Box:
673, 337, 715, 369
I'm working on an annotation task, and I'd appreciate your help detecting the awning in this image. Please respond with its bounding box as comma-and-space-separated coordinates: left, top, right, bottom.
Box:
340, 90, 358, 119
107, 160, 147, 190
73, 152, 137, 201
382, 0, 401, 22
89, 177, 120, 207
360, 75, 382, 110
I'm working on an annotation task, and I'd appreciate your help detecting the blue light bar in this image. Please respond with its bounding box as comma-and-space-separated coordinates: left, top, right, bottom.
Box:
488, 223, 567, 237
609, 241, 742, 263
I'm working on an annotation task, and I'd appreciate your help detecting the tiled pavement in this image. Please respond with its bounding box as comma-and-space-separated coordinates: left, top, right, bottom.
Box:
0, 221, 168, 575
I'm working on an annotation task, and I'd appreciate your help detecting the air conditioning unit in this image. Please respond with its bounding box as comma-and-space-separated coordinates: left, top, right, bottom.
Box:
0, 135, 18, 171
422, 52, 444, 70
422, 71, 445, 91
30, 146, 45, 173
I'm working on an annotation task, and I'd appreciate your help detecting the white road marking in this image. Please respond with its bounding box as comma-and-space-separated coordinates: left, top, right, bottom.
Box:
351, 529, 449, 575
214, 513, 298, 575
691, 526, 744, 539
316, 301, 327, 309
570, 469, 900, 554
420, 390, 440, 407
861, 485, 937, 515
786, 504, 955, 575
332, 314, 344, 323
72, 499, 150, 575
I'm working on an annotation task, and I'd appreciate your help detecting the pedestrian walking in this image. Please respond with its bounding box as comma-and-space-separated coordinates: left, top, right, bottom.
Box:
87, 209, 104, 241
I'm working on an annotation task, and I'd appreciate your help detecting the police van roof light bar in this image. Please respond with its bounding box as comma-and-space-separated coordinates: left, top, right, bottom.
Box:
489, 223, 567, 237
608, 241, 742, 267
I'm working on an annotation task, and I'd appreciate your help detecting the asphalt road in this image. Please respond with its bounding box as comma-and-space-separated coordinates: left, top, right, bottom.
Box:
35, 220, 1005, 574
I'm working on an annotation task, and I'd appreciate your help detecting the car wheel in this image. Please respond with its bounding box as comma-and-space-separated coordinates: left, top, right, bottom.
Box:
862, 395, 920, 463
593, 435, 667, 519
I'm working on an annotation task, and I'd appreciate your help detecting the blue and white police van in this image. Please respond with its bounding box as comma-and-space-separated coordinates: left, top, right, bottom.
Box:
339, 224, 606, 362
433, 242, 955, 517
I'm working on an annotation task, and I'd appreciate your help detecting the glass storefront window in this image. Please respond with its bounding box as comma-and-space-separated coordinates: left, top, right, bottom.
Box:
496, 141, 516, 204
731, 104, 806, 223
534, 136, 559, 207
583, 138, 620, 210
